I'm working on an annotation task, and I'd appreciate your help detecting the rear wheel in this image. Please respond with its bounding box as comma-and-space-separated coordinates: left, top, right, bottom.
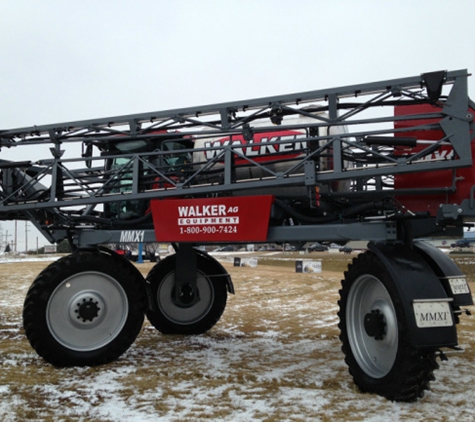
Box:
338, 251, 438, 402
23, 250, 146, 367
146, 254, 228, 334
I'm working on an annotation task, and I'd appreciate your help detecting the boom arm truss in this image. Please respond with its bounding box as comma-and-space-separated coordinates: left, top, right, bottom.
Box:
0, 69, 473, 245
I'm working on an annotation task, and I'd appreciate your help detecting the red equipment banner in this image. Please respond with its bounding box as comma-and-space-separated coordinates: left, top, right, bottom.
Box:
151, 195, 274, 242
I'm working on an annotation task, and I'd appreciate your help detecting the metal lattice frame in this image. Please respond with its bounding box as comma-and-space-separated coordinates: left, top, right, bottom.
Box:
0, 69, 473, 245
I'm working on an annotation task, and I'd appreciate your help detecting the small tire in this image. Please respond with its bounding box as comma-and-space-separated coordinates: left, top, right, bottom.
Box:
23, 250, 146, 367
338, 251, 438, 402
146, 254, 228, 334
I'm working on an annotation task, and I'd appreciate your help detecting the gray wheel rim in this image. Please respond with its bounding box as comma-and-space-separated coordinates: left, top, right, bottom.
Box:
346, 274, 398, 378
158, 270, 214, 325
46, 271, 129, 351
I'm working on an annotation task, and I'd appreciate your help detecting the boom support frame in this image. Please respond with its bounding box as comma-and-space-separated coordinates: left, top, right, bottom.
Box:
0, 69, 473, 246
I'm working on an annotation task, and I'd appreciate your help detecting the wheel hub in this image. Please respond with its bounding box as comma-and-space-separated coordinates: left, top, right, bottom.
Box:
76, 298, 101, 322
69, 292, 104, 324
364, 309, 386, 340
172, 284, 200, 308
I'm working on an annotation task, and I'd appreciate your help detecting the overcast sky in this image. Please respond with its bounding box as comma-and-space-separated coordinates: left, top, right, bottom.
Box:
1, 0, 474, 248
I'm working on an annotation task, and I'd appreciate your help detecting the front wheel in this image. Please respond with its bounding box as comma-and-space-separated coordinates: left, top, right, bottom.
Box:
146, 254, 228, 334
23, 250, 146, 367
338, 251, 438, 402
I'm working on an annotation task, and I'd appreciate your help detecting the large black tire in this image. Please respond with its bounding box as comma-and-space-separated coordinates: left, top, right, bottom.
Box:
338, 251, 439, 402
146, 254, 228, 334
23, 250, 146, 367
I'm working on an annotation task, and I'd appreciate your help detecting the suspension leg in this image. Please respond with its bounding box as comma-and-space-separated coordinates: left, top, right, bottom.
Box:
174, 243, 199, 307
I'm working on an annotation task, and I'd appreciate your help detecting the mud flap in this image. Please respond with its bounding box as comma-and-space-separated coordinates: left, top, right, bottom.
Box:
368, 242, 458, 348
147, 247, 234, 297
195, 249, 235, 294
413, 240, 473, 307
173, 244, 235, 306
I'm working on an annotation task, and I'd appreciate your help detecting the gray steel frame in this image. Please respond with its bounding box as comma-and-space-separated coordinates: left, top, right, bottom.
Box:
0, 69, 473, 246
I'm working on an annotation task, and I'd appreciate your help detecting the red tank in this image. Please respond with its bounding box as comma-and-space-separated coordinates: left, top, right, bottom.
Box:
394, 104, 475, 215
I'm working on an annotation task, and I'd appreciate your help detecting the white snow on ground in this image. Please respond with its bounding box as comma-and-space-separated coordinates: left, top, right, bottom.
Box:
2, 330, 475, 421
0, 254, 60, 263
1, 256, 475, 421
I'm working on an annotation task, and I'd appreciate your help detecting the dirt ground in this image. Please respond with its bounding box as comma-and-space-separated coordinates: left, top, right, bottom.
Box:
1, 253, 475, 421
